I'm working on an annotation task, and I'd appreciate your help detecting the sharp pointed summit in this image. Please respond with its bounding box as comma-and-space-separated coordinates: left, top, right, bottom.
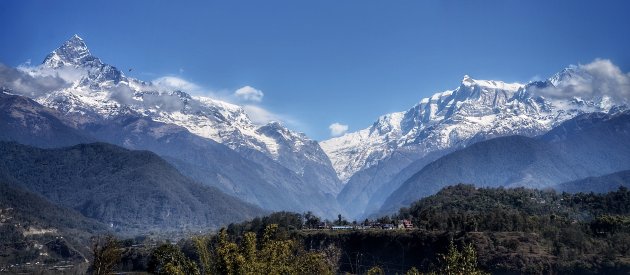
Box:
43, 34, 92, 68
41, 35, 125, 86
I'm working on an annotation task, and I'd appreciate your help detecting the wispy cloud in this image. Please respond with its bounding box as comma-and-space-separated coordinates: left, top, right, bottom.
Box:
242, 104, 301, 128
234, 86, 264, 102
0, 63, 70, 97
242, 105, 280, 124
2, 60, 302, 130
329, 122, 348, 137
153, 76, 205, 94
152, 75, 299, 127
531, 59, 630, 102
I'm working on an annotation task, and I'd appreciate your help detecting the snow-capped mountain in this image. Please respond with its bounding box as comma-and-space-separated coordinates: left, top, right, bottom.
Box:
22, 35, 342, 195
323, 70, 624, 218
323, 74, 615, 183
379, 110, 630, 215
6, 35, 627, 220
43, 34, 126, 88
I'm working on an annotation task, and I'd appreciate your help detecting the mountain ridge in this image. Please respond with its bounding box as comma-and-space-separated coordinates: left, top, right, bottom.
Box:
325, 68, 625, 219
0, 91, 344, 218
0, 141, 265, 233
378, 110, 630, 216
31, 35, 343, 195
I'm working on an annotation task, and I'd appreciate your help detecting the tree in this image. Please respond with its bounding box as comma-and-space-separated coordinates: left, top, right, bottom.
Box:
304, 211, 321, 229
435, 240, 488, 275
149, 243, 200, 275
377, 216, 392, 225
90, 234, 121, 275
321, 244, 341, 273
215, 228, 245, 275
199, 224, 335, 275
406, 266, 421, 275
367, 266, 385, 275
294, 251, 334, 275
240, 232, 258, 273
192, 236, 213, 274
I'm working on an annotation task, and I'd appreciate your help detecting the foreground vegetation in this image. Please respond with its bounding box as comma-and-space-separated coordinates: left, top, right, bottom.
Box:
83, 184, 630, 274
93, 225, 487, 275
6, 184, 627, 273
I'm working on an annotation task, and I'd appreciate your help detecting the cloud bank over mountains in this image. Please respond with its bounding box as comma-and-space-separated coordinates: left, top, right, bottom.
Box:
0, 63, 69, 96
531, 59, 630, 102
2, 58, 629, 135
1, 59, 299, 128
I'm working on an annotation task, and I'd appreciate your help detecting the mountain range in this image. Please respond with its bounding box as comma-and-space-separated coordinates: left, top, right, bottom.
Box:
323, 70, 625, 218
379, 110, 630, 215
1, 34, 629, 222
3, 35, 342, 218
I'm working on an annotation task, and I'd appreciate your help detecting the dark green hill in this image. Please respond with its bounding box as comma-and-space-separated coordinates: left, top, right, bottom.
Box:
0, 141, 265, 234
398, 184, 630, 230
296, 185, 630, 274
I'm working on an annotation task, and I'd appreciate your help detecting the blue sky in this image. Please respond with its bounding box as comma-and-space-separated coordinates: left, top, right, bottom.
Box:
1, 0, 630, 140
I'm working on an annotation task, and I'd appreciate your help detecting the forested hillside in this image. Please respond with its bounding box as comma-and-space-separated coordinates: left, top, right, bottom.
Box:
0, 182, 107, 272
0, 142, 264, 234
102, 185, 630, 274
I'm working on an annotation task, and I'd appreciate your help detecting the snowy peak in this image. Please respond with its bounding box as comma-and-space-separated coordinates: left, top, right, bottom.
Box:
322, 70, 622, 183
458, 75, 523, 91
41, 34, 125, 87
27, 35, 343, 195
43, 34, 92, 68
549, 65, 590, 86
399, 76, 524, 134
371, 112, 404, 136
258, 121, 287, 133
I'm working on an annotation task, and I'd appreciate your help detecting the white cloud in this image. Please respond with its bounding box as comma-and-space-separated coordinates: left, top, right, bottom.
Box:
531, 59, 630, 102
242, 105, 281, 124
234, 86, 264, 102
329, 123, 349, 137
2, 62, 303, 133
153, 76, 204, 94
242, 104, 302, 130
17, 63, 86, 84
0, 63, 71, 97
150, 77, 295, 127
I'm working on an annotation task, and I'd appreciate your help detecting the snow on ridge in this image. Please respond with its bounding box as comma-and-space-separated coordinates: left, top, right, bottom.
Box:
23, 35, 343, 192
321, 73, 619, 183
461, 75, 523, 91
